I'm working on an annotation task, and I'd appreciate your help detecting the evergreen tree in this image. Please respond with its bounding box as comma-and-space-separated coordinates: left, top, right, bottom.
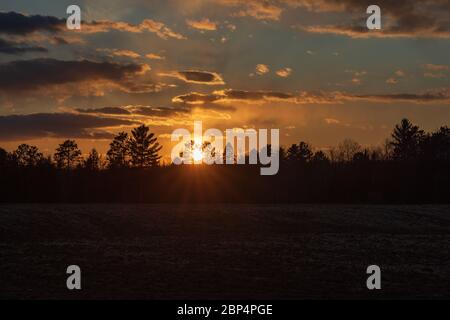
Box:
54, 140, 82, 169
107, 132, 129, 168
390, 118, 424, 160
128, 125, 162, 168
84, 148, 101, 170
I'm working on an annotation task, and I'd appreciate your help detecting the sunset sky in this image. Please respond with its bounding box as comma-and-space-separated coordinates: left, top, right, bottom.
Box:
0, 0, 449, 158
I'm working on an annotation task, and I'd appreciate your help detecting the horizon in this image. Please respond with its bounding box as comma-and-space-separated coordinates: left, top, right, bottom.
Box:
0, 1, 449, 159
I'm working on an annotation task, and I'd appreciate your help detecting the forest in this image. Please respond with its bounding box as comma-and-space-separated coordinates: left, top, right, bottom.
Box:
0, 118, 449, 203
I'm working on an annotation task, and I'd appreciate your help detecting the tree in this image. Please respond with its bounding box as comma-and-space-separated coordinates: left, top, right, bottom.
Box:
286, 144, 300, 162
128, 125, 162, 168
333, 139, 361, 162
298, 142, 313, 163
84, 148, 102, 171
352, 149, 370, 162
107, 132, 129, 168
12, 144, 44, 167
0, 147, 8, 167
54, 140, 82, 169
287, 142, 313, 163
421, 126, 450, 161
311, 150, 329, 164
390, 118, 424, 160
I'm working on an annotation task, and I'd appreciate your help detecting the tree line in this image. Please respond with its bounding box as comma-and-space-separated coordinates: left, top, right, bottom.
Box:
0, 119, 449, 203
0, 124, 162, 170
1, 119, 449, 169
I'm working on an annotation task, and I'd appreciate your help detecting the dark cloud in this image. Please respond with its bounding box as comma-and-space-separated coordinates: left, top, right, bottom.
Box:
172, 89, 296, 104
130, 106, 189, 116
0, 38, 48, 55
76, 107, 132, 115
76, 105, 189, 116
350, 90, 450, 103
0, 11, 65, 35
293, 0, 450, 38
0, 58, 152, 93
75, 104, 234, 117
159, 70, 225, 85
0, 11, 185, 40
172, 88, 450, 105
0, 113, 139, 141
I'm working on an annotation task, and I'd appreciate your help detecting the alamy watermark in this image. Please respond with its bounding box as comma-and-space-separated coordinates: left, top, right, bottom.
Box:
170, 121, 280, 176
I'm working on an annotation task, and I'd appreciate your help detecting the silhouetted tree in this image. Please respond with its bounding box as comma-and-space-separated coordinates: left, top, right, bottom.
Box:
390, 118, 424, 160
84, 148, 102, 171
54, 140, 82, 169
0, 147, 8, 167
287, 142, 313, 163
421, 126, 450, 161
352, 149, 370, 162
298, 142, 313, 163
311, 150, 329, 164
128, 125, 162, 168
12, 144, 44, 167
287, 144, 299, 162
107, 132, 129, 169
331, 139, 361, 162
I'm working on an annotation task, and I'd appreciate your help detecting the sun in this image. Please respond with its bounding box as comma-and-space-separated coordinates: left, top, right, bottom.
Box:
192, 147, 203, 162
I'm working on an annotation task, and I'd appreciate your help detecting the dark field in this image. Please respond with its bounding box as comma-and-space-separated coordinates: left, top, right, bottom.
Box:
1, 204, 449, 299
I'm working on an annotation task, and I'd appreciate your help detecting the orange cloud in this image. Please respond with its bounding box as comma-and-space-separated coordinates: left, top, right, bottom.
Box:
186, 18, 218, 31
145, 53, 165, 60
159, 70, 225, 85
217, 0, 283, 21
276, 68, 292, 78
255, 64, 270, 75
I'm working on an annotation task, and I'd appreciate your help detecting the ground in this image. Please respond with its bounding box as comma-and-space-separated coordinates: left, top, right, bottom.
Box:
1, 204, 449, 299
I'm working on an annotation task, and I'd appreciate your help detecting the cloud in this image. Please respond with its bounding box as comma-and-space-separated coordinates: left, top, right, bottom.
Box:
348, 90, 450, 104
0, 113, 139, 141
76, 105, 190, 117
422, 64, 449, 79
0, 58, 156, 95
159, 70, 225, 85
172, 88, 450, 105
423, 64, 450, 71
173, 89, 297, 104
97, 48, 141, 58
255, 64, 270, 75
0, 11, 186, 40
0, 38, 47, 55
0, 11, 65, 35
217, 0, 283, 20
293, 0, 450, 38
298, 89, 450, 104
386, 78, 398, 85
75, 107, 132, 115
186, 18, 218, 31
276, 67, 292, 78
324, 118, 340, 125
82, 19, 186, 40
145, 53, 165, 60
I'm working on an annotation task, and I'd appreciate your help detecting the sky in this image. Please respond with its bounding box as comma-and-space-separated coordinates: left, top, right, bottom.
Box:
0, 0, 449, 158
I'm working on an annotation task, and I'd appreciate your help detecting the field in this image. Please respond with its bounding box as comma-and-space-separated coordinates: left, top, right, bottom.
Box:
1, 204, 450, 299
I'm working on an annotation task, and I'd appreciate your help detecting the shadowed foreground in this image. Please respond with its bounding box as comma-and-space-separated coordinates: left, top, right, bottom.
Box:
1, 204, 450, 299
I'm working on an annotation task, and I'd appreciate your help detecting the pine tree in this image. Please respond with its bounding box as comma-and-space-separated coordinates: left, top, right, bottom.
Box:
84, 148, 101, 170
390, 118, 424, 160
107, 132, 129, 168
54, 140, 82, 169
128, 125, 162, 168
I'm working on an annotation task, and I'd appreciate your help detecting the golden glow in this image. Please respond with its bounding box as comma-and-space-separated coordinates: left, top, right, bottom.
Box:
192, 147, 203, 162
